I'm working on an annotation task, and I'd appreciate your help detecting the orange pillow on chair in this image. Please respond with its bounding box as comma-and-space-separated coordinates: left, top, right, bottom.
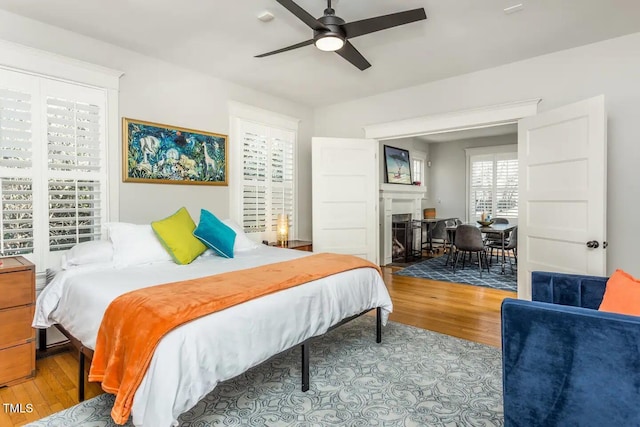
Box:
598, 269, 640, 316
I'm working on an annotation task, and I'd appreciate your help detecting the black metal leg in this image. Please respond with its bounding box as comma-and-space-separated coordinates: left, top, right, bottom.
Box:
376, 307, 382, 344
38, 328, 47, 352
501, 233, 506, 274
478, 251, 483, 278
78, 349, 85, 402
301, 343, 309, 392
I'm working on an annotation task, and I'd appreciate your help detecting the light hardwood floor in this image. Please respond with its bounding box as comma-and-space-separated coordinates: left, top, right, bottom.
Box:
2, 267, 515, 426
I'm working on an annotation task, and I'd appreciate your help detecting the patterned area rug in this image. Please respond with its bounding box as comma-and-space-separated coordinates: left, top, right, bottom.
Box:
28, 317, 503, 427
395, 254, 517, 292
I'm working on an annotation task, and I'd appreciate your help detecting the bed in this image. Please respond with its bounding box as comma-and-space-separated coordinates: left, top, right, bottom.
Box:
34, 244, 393, 426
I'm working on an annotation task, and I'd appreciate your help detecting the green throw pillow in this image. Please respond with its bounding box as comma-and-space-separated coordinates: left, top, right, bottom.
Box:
151, 207, 206, 264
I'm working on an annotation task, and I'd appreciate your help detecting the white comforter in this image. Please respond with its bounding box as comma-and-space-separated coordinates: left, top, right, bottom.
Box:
34, 246, 393, 427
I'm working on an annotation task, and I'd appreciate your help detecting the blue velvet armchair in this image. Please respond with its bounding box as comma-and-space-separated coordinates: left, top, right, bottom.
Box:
501, 271, 640, 427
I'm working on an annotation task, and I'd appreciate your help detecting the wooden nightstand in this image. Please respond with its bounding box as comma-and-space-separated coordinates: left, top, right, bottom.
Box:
0, 256, 36, 387
269, 240, 313, 252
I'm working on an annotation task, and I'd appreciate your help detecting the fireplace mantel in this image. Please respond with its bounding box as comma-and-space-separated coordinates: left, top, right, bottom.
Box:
380, 183, 427, 196
379, 184, 426, 265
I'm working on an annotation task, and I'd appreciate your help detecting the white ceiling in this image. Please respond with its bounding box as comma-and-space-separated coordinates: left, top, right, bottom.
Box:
1, 0, 640, 107
417, 123, 517, 143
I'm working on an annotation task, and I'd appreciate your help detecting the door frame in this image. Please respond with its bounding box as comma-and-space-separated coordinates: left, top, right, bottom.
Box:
363, 98, 540, 292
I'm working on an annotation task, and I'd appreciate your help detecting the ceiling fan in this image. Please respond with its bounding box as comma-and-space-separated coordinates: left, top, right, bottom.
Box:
255, 0, 427, 70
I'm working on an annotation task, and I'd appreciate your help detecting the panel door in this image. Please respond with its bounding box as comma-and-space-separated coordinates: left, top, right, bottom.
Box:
312, 137, 378, 263
518, 95, 607, 299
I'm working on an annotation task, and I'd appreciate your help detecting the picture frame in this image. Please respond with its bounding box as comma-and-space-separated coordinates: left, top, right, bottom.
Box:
122, 117, 228, 186
383, 145, 412, 184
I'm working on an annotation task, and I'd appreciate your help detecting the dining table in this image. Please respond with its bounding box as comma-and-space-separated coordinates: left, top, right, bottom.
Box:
413, 218, 454, 253
446, 223, 517, 274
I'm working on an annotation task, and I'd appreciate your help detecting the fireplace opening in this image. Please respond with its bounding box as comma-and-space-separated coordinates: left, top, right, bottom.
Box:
391, 214, 421, 263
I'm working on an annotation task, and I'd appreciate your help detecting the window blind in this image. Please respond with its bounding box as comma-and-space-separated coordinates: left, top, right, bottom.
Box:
468, 151, 518, 221
270, 132, 294, 232
495, 155, 518, 218
1, 178, 34, 256
0, 83, 34, 257
0, 68, 108, 269
240, 121, 295, 241
46, 93, 105, 251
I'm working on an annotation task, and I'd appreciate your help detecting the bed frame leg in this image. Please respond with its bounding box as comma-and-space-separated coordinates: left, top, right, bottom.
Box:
301, 342, 309, 392
38, 328, 47, 352
78, 348, 85, 402
376, 307, 382, 344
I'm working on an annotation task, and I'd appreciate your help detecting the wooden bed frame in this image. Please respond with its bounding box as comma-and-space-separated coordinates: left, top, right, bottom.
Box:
40, 307, 384, 402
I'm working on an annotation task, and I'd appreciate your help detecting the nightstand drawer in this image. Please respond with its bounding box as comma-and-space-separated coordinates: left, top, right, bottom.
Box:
0, 269, 33, 309
0, 305, 34, 347
0, 342, 35, 386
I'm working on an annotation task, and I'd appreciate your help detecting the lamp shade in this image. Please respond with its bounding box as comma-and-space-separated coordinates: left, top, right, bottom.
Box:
277, 214, 289, 245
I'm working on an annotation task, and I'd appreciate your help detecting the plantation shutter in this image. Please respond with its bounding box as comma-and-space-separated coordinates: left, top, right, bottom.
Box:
495, 153, 518, 219
468, 149, 518, 222
242, 122, 268, 233
0, 71, 37, 258
469, 155, 494, 221
270, 129, 294, 232
239, 121, 296, 241
44, 81, 106, 252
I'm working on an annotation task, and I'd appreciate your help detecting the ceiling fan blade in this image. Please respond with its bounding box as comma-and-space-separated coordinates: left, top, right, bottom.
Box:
342, 8, 427, 39
335, 41, 371, 71
275, 0, 328, 31
255, 39, 314, 58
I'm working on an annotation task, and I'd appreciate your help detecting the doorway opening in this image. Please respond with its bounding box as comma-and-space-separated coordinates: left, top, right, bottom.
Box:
365, 99, 540, 296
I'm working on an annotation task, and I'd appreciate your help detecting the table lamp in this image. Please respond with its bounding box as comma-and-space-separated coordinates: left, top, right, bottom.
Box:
277, 214, 289, 246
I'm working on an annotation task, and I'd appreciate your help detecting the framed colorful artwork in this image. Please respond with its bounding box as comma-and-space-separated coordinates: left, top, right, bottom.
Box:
383, 145, 412, 184
122, 117, 228, 186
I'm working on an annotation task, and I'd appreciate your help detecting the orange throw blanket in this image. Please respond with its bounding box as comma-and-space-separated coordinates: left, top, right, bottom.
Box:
88, 253, 381, 424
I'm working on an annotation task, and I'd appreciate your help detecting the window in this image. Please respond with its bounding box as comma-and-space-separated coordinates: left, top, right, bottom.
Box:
231, 107, 297, 243
412, 151, 426, 186
0, 69, 107, 270
466, 145, 518, 222
412, 159, 423, 184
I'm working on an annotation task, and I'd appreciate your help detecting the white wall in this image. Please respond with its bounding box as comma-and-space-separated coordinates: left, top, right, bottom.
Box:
0, 10, 315, 239
426, 134, 517, 220
314, 32, 640, 275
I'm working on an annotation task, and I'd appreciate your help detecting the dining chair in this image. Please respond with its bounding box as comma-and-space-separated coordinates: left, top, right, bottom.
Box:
488, 226, 517, 273
428, 220, 449, 253
453, 225, 490, 276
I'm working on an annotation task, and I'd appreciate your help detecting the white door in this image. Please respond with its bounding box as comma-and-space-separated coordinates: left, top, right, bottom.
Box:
312, 137, 378, 263
518, 95, 607, 299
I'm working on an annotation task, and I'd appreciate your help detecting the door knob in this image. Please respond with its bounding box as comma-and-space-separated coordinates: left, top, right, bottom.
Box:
586, 240, 600, 249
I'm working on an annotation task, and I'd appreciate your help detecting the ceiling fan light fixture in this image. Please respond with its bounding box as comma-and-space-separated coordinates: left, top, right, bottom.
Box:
315, 34, 345, 52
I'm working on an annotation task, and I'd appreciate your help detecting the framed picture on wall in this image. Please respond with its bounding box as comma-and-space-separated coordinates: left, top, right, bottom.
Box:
123, 117, 228, 186
383, 145, 412, 184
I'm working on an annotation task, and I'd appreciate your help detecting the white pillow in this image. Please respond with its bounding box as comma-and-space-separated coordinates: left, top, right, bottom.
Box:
105, 222, 172, 268
222, 219, 260, 252
61, 240, 114, 270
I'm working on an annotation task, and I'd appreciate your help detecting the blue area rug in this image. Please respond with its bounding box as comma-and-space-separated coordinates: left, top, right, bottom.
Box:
27, 316, 503, 426
395, 254, 517, 292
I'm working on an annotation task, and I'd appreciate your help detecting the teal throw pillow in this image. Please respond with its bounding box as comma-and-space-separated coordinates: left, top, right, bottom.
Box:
193, 209, 237, 258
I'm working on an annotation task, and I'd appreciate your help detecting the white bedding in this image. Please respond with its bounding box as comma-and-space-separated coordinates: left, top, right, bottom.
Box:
34, 246, 393, 427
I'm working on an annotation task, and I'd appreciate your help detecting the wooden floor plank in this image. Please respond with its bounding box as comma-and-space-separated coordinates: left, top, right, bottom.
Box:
0, 387, 27, 425
3, 268, 514, 426
9, 384, 40, 423
21, 381, 49, 420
